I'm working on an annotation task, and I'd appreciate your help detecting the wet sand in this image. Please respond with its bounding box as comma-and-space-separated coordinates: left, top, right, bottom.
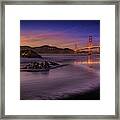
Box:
20, 55, 100, 100
58, 87, 100, 100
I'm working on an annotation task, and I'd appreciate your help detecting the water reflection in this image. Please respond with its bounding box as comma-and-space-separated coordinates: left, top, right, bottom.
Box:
20, 55, 100, 100
74, 54, 99, 65
40, 71, 49, 75
32, 71, 49, 76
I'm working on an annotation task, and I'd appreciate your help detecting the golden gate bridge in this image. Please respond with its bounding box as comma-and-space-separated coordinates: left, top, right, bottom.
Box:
74, 36, 100, 64
75, 36, 100, 54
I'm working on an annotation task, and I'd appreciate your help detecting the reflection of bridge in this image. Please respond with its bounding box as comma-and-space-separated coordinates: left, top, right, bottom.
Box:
75, 36, 100, 54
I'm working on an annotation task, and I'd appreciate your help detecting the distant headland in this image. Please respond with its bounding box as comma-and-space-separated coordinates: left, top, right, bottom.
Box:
20, 45, 75, 58
20, 45, 100, 58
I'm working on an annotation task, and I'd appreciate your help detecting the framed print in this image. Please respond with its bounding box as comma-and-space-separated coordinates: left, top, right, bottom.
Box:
0, 0, 119, 119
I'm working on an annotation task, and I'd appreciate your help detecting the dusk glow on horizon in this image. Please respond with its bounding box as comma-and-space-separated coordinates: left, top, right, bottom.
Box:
20, 20, 100, 50
20, 20, 100, 100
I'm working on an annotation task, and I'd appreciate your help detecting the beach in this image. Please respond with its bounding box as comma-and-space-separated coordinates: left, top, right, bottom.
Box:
20, 54, 100, 100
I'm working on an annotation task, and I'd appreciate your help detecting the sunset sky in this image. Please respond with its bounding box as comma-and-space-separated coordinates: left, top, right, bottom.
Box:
20, 20, 100, 50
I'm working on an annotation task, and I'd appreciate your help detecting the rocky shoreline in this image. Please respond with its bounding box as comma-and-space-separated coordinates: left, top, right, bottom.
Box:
20, 61, 68, 72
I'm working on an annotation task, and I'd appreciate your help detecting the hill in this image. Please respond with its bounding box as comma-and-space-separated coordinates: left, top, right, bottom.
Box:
20, 45, 75, 55
34, 45, 74, 54
20, 46, 42, 58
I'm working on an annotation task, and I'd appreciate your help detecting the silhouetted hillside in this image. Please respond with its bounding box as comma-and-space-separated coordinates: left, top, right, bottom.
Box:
34, 45, 74, 54
20, 46, 42, 58
20, 45, 75, 55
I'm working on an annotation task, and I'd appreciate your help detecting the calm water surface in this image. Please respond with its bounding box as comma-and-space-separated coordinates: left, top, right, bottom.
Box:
20, 55, 100, 100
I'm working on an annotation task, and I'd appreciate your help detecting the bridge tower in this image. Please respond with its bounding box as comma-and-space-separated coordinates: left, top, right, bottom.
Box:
75, 44, 78, 53
88, 36, 93, 64
88, 36, 93, 55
